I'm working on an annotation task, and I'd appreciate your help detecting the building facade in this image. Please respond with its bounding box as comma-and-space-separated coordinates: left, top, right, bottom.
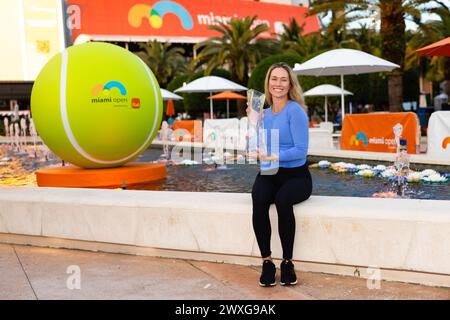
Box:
0, 0, 318, 110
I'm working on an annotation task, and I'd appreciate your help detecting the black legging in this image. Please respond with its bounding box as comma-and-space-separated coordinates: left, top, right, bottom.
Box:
251, 164, 312, 260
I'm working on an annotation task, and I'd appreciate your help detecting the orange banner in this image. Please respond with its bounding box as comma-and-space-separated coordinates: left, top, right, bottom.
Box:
66, 0, 320, 43
341, 113, 419, 154
172, 120, 202, 142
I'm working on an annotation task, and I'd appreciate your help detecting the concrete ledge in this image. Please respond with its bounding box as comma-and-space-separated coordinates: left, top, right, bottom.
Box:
1, 187, 449, 287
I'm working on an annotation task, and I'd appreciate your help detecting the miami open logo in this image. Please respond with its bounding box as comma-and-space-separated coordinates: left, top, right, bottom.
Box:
128, 1, 193, 30
92, 81, 127, 97
91, 81, 139, 108
442, 136, 450, 150
350, 131, 368, 146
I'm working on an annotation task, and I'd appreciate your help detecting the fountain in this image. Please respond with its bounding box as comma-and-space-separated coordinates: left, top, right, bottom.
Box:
159, 120, 173, 166
372, 123, 411, 198
213, 125, 226, 169
394, 138, 410, 196
29, 118, 38, 158
3, 116, 9, 138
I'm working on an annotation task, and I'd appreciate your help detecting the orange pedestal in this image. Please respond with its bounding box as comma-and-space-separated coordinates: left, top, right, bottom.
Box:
35, 162, 166, 188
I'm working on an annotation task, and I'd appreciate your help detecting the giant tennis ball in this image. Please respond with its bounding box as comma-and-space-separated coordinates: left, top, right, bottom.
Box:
31, 42, 162, 168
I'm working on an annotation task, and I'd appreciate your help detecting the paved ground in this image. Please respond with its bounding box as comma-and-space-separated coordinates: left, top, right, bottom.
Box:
1, 244, 449, 300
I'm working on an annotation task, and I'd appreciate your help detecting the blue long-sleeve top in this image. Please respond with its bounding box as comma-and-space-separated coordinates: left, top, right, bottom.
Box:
260, 100, 309, 170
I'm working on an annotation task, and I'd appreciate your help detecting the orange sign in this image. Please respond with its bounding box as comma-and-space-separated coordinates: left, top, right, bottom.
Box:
172, 120, 203, 142
66, 0, 320, 43
341, 113, 419, 154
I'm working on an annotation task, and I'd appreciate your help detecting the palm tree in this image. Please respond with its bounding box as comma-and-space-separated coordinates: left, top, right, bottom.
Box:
406, 1, 450, 96
280, 18, 305, 47
309, 0, 431, 112
194, 16, 279, 86
279, 18, 323, 58
136, 40, 188, 88
308, 0, 356, 47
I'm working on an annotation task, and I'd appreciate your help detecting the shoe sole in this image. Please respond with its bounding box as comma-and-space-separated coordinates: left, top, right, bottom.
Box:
280, 280, 298, 286
259, 282, 277, 287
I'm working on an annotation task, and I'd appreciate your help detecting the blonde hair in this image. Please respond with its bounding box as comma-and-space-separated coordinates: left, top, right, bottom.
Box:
264, 62, 307, 112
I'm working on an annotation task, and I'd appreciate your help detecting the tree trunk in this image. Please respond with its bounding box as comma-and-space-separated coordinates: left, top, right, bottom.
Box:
233, 66, 249, 118
237, 100, 247, 118
380, 0, 405, 112
388, 71, 403, 112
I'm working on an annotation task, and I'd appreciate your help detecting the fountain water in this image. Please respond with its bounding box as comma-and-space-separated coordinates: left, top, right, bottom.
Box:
20, 117, 27, 147
160, 121, 172, 166
394, 139, 410, 196
14, 122, 20, 152
3, 116, 9, 138
372, 123, 411, 198
213, 126, 226, 169
29, 118, 38, 158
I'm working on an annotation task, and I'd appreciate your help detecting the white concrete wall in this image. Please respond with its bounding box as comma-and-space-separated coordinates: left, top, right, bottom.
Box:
0, 187, 449, 287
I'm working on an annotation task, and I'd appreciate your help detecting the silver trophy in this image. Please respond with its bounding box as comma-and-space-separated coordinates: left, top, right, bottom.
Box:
246, 89, 266, 163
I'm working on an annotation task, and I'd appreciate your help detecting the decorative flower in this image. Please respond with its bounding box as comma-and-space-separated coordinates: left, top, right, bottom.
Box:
318, 160, 331, 168
422, 174, 448, 183
355, 169, 375, 178
381, 168, 397, 178
420, 169, 438, 177
373, 165, 387, 172
331, 162, 358, 173
406, 172, 421, 183
180, 159, 199, 166
356, 164, 372, 170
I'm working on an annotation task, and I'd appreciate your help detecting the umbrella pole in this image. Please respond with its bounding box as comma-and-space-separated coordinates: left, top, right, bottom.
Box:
341, 74, 345, 122
210, 92, 213, 119
324, 96, 328, 122
227, 99, 229, 118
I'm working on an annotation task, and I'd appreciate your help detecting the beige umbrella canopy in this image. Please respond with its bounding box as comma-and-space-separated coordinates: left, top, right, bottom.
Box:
304, 84, 353, 122
160, 88, 183, 101
294, 49, 399, 120
175, 76, 247, 118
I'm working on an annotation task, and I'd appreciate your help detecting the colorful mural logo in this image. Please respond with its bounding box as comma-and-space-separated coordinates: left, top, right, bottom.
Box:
91, 81, 127, 96
350, 131, 368, 146
442, 136, 450, 149
128, 1, 193, 30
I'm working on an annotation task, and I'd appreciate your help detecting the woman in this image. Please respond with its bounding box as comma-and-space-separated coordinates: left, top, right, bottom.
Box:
252, 62, 312, 287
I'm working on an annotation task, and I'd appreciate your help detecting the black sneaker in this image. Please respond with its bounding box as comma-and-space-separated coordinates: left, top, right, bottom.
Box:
259, 260, 276, 287
280, 260, 297, 286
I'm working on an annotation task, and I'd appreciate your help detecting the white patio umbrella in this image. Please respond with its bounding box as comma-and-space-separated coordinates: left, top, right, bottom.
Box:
160, 88, 183, 101
174, 76, 247, 118
294, 48, 399, 120
303, 84, 353, 122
